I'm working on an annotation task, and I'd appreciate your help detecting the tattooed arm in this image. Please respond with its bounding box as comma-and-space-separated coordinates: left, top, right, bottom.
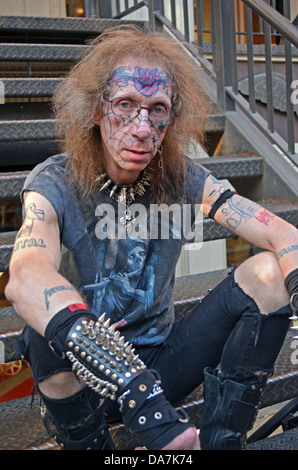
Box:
202, 175, 298, 278
5, 191, 84, 336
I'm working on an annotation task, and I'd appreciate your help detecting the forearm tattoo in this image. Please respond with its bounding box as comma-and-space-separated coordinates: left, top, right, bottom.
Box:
208, 176, 276, 230
277, 245, 298, 261
220, 197, 259, 230
44, 285, 76, 310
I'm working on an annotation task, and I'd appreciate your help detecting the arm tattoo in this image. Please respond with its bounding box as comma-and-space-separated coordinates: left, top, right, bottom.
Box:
220, 197, 258, 231
17, 202, 45, 238
277, 245, 298, 261
254, 208, 275, 226
44, 285, 76, 310
13, 237, 46, 252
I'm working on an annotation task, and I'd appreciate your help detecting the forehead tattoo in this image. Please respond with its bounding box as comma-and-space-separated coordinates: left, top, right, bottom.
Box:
108, 66, 172, 97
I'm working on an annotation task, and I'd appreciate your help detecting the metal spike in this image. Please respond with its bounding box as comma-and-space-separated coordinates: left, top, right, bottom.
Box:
113, 331, 120, 342
100, 179, 112, 191
95, 173, 106, 183
98, 313, 106, 323
125, 353, 134, 365
124, 344, 133, 354
118, 336, 125, 348
108, 324, 116, 336
103, 318, 111, 329
116, 350, 124, 361
88, 328, 96, 340
96, 333, 105, 345
110, 343, 117, 355
103, 338, 110, 350
81, 321, 88, 335
289, 316, 298, 321
110, 184, 118, 198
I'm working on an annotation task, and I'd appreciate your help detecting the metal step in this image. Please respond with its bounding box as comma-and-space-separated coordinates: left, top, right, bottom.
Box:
2, 78, 62, 98
0, 15, 145, 36
196, 155, 264, 180
0, 115, 225, 143
0, 119, 56, 142
0, 156, 263, 200
0, 269, 230, 363
0, 171, 29, 199
1, 331, 297, 450
0, 43, 89, 62
246, 427, 298, 450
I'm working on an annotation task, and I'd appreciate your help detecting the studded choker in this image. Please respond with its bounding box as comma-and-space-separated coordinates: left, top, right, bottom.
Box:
96, 170, 152, 204
96, 170, 152, 230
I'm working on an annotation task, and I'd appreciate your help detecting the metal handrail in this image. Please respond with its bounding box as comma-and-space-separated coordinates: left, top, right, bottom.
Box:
107, 0, 297, 162
242, 0, 298, 47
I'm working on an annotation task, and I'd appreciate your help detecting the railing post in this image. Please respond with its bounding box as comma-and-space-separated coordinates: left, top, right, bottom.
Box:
98, 0, 112, 18
211, 0, 236, 111
147, 0, 163, 31
84, 0, 100, 18
283, 0, 295, 155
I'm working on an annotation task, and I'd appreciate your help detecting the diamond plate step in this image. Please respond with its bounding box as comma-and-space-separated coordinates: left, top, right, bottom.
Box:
0, 115, 225, 142
0, 156, 262, 200
0, 43, 89, 62
0, 269, 230, 363
1, 334, 296, 450
2, 78, 62, 98
0, 119, 56, 142
0, 15, 145, 36
246, 428, 298, 450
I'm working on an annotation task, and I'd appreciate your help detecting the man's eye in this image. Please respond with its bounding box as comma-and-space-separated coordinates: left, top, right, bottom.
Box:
151, 105, 168, 116
117, 100, 134, 111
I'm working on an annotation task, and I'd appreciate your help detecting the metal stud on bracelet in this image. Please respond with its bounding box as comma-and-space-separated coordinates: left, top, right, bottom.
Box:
65, 313, 146, 401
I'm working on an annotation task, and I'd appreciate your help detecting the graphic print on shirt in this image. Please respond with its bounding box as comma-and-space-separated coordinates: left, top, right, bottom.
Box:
82, 237, 157, 328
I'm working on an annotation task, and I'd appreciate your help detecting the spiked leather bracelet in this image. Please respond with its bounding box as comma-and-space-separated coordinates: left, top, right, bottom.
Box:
65, 314, 146, 400
285, 268, 298, 315
64, 314, 194, 449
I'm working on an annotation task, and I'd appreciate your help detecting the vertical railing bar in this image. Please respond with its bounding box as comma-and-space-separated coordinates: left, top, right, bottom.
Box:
183, 0, 190, 42
148, 0, 155, 31
245, 4, 256, 113
228, 0, 238, 94
116, 0, 120, 16
210, 0, 216, 73
283, 0, 295, 154
170, 0, 176, 29
160, 0, 164, 16
264, 0, 274, 132
211, 0, 226, 110
271, 0, 277, 35
196, 0, 204, 50
259, 15, 263, 34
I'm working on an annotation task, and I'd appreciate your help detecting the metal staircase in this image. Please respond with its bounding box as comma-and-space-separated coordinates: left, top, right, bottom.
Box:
0, 5, 298, 450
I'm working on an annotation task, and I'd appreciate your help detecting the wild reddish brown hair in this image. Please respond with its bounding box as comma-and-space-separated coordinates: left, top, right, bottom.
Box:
53, 25, 210, 201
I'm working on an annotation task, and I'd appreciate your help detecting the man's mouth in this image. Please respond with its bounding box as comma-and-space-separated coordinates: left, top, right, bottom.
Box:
124, 148, 150, 159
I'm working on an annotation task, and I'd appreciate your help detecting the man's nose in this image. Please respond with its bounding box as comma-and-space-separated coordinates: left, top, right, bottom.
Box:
132, 109, 152, 138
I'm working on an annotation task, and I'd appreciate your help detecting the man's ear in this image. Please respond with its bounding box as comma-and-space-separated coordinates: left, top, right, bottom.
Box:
93, 107, 102, 126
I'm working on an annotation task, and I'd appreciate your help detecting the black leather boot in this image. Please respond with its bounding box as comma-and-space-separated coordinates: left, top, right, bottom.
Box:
200, 368, 266, 450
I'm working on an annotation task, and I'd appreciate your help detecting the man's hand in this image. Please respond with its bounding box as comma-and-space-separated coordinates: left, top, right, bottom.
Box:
135, 427, 201, 450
